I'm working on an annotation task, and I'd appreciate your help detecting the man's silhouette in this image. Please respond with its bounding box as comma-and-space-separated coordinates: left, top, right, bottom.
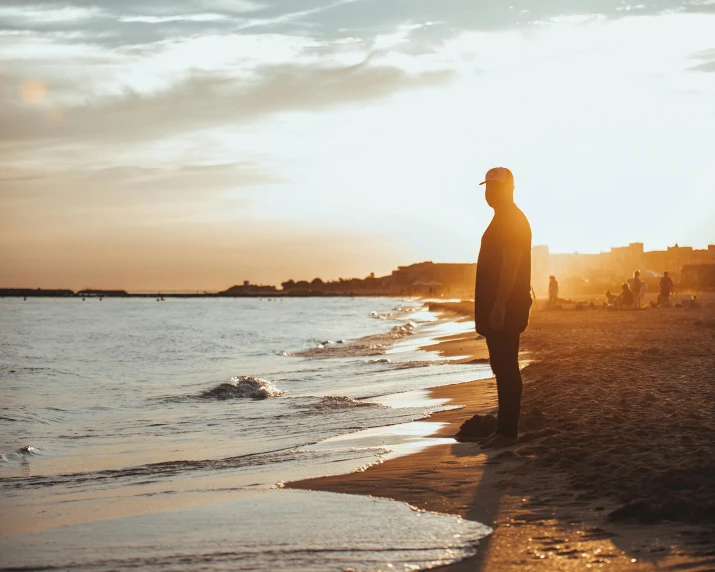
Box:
471, 167, 532, 448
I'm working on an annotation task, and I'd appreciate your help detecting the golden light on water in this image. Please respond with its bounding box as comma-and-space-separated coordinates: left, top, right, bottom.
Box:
20, 78, 47, 103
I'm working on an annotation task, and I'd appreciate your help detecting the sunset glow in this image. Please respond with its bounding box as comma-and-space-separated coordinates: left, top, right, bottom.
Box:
1, 2, 714, 290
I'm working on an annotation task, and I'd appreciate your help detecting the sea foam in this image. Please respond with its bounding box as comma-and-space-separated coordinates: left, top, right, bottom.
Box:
295, 320, 418, 359
1, 445, 39, 465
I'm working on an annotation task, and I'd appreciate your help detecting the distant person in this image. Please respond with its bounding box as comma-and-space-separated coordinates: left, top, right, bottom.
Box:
620, 283, 634, 308
630, 270, 642, 308
548, 275, 559, 305
659, 271, 673, 306
459, 167, 532, 449
605, 289, 619, 306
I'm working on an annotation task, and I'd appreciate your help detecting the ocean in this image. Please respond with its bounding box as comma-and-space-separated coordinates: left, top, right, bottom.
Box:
0, 297, 493, 571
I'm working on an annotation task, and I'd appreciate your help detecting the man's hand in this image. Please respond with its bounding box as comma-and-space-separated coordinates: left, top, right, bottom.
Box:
489, 303, 505, 330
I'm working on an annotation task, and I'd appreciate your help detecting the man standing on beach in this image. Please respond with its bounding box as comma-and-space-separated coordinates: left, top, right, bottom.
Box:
631, 270, 642, 308
470, 167, 532, 448
659, 271, 673, 305
548, 275, 559, 306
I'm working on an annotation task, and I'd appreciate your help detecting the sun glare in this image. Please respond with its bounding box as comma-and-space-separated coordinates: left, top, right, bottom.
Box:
19, 78, 47, 103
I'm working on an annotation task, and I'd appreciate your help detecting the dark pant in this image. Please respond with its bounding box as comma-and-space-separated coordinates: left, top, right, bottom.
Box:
485, 331, 522, 438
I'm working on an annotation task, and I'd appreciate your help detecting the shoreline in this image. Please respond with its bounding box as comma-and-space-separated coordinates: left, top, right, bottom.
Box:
288, 303, 715, 570
1, 297, 497, 572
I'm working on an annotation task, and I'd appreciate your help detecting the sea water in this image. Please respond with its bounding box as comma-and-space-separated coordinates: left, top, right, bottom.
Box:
0, 297, 492, 571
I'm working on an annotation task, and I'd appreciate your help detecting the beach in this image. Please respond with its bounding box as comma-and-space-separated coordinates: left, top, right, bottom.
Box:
3, 297, 714, 571
289, 303, 715, 570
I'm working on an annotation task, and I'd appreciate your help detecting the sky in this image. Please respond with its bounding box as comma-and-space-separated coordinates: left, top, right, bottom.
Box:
1, 0, 714, 291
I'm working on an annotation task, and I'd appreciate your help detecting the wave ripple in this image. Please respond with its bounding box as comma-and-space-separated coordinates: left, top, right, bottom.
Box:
296, 396, 386, 411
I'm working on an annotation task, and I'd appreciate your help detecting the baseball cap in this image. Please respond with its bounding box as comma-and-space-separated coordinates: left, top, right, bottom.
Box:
479, 167, 514, 186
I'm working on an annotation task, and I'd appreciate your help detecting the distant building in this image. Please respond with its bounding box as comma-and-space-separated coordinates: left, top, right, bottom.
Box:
644, 245, 715, 281
681, 264, 715, 291
219, 281, 278, 296
219, 243, 715, 300
390, 262, 476, 297
532, 243, 715, 297
0, 288, 75, 298
272, 262, 476, 297
76, 289, 128, 297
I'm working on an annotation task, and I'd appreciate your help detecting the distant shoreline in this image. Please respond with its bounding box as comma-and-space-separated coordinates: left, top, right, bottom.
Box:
0, 294, 405, 298
0, 289, 405, 299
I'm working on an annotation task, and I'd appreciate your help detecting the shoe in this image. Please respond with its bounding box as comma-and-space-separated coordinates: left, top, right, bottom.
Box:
454, 414, 498, 443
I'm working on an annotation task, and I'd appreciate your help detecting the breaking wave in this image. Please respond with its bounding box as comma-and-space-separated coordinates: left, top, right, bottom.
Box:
392, 304, 419, 313
390, 357, 489, 369
199, 376, 285, 400
296, 396, 387, 410
294, 321, 418, 359
1, 445, 40, 464
392, 360, 446, 369
390, 321, 417, 336
370, 303, 421, 321
370, 311, 393, 320
294, 342, 386, 359
312, 340, 347, 349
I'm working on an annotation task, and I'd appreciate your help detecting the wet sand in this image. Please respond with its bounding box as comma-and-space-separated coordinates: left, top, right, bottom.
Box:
289, 304, 715, 570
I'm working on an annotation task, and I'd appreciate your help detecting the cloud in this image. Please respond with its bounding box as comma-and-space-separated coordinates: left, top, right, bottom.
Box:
0, 1, 356, 50
1, 0, 710, 52
691, 60, 715, 72
0, 60, 453, 146
689, 47, 715, 72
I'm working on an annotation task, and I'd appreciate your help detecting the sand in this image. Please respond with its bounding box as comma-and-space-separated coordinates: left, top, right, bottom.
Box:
289, 304, 715, 570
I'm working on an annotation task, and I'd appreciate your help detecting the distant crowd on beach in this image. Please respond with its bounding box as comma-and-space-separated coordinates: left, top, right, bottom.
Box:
546, 271, 699, 310
606, 270, 672, 309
